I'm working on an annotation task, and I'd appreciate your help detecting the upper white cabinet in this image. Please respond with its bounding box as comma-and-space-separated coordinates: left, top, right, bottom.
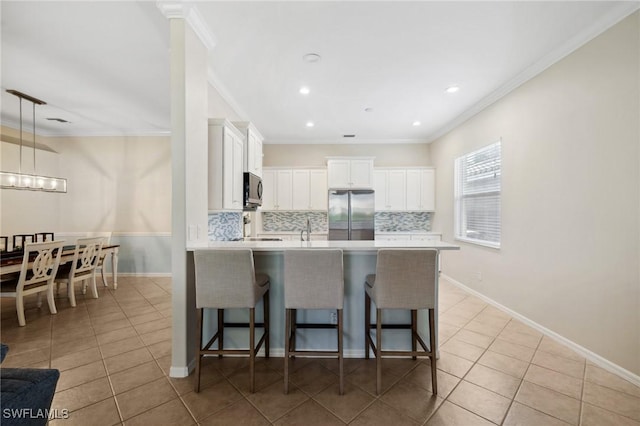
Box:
232, 121, 263, 177
374, 169, 407, 211
262, 169, 292, 210
327, 157, 374, 189
406, 168, 435, 211
208, 119, 244, 211
292, 169, 328, 211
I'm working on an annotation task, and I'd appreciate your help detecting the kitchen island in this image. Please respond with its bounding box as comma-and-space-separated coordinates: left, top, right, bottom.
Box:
189, 239, 459, 359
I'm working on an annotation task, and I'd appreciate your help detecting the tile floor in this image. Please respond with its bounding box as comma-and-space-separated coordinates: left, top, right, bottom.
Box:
1, 276, 639, 425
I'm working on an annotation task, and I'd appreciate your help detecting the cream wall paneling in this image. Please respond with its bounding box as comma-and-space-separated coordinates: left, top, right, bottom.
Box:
406, 168, 435, 211
233, 121, 264, 178
326, 157, 374, 189
292, 169, 328, 211
261, 168, 293, 210
208, 118, 244, 211
373, 169, 407, 211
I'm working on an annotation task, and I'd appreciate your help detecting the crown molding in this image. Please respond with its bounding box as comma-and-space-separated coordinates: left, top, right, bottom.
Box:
156, 1, 217, 51
207, 68, 250, 121
426, 1, 640, 144
1, 122, 171, 138
264, 138, 430, 145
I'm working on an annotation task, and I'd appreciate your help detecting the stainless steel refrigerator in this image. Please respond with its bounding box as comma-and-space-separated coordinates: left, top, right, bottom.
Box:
328, 190, 375, 240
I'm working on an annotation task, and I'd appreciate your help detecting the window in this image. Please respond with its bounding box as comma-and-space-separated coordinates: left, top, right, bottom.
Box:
454, 141, 501, 248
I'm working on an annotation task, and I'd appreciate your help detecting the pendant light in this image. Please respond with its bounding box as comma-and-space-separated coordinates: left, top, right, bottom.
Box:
0, 89, 67, 193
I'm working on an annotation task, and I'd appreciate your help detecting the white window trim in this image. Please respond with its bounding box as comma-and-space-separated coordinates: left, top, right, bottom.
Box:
454, 140, 501, 249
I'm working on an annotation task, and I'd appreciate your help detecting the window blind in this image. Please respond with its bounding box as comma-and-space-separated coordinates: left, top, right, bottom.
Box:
454, 141, 501, 248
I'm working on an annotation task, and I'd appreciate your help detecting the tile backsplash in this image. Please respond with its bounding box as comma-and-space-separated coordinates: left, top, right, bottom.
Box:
374, 211, 432, 232
262, 211, 328, 232
208, 212, 242, 241
261, 211, 432, 233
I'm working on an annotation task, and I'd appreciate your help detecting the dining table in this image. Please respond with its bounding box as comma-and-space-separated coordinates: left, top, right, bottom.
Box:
0, 244, 120, 289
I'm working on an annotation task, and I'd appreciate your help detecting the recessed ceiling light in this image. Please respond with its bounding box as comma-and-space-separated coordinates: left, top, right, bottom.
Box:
412, 121, 421, 126
306, 121, 314, 127
364, 108, 373, 113
299, 86, 310, 95
303, 53, 321, 63
445, 85, 460, 94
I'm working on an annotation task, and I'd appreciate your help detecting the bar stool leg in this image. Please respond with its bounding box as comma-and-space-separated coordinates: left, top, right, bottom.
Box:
284, 308, 291, 394
291, 308, 297, 358
364, 292, 371, 359
218, 309, 224, 358
429, 308, 438, 395
250, 308, 256, 393
338, 309, 344, 395
264, 290, 270, 358
376, 308, 382, 395
195, 308, 203, 392
411, 310, 417, 360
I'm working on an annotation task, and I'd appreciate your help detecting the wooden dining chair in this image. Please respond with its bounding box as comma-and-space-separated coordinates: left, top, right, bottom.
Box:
0, 241, 64, 326
12, 234, 35, 251
34, 232, 55, 243
54, 237, 104, 307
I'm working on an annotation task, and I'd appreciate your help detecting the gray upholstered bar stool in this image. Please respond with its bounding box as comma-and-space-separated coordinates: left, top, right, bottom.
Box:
284, 249, 344, 395
193, 249, 270, 393
365, 249, 438, 395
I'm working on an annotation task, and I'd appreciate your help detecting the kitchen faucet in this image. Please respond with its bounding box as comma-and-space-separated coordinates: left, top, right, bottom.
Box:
300, 218, 311, 241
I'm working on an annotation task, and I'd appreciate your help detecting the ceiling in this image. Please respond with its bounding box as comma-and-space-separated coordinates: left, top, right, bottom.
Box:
1, 1, 637, 144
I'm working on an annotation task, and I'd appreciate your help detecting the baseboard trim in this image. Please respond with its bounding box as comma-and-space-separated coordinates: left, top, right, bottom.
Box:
170, 358, 196, 378
440, 273, 640, 387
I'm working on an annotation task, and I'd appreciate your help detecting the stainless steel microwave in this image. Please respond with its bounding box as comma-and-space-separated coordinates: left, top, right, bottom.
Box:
243, 172, 262, 210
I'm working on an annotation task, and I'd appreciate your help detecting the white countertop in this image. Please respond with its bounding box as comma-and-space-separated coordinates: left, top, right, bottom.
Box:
189, 240, 459, 252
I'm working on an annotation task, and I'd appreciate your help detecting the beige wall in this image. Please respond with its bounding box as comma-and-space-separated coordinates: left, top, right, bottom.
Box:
1, 128, 171, 235
431, 13, 640, 375
263, 143, 431, 167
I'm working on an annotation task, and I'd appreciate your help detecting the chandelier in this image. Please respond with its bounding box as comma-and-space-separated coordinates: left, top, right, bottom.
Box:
0, 89, 67, 193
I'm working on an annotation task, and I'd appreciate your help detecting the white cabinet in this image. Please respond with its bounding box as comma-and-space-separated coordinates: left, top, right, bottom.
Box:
327, 157, 374, 189
208, 119, 244, 211
406, 168, 435, 211
373, 169, 406, 211
375, 233, 441, 241
262, 169, 292, 210
292, 169, 327, 210
233, 121, 264, 177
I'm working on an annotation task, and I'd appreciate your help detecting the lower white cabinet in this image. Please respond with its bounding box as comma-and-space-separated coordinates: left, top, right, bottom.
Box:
375, 233, 441, 242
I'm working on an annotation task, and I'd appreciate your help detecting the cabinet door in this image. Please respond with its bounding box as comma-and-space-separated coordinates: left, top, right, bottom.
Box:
222, 129, 235, 209
232, 136, 244, 209
350, 160, 373, 188
261, 169, 276, 210
405, 169, 421, 210
309, 169, 328, 210
276, 170, 293, 210
292, 169, 310, 210
373, 170, 387, 210
420, 169, 435, 211
247, 130, 263, 177
387, 170, 406, 211
327, 160, 351, 188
